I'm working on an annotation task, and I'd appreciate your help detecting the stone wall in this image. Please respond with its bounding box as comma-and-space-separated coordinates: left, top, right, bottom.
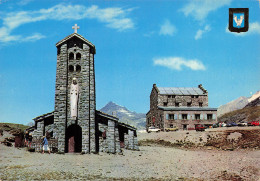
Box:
147, 85, 160, 129
32, 121, 44, 139
107, 120, 115, 153
54, 43, 68, 153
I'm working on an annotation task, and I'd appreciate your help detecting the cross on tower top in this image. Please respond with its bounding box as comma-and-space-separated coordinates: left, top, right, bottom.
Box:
72, 24, 80, 33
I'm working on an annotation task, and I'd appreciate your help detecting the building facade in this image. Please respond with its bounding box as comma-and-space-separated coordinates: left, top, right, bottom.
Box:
29, 26, 138, 154
146, 84, 217, 130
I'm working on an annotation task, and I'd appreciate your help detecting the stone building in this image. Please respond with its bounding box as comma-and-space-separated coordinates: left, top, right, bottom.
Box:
146, 84, 217, 130
29, 25, 138, 154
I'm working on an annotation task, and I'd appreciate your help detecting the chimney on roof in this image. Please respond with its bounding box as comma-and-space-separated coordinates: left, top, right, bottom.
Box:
198, 84, 208, 94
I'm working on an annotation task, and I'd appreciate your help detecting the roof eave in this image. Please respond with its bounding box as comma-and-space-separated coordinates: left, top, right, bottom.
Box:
55, 33, 96, 53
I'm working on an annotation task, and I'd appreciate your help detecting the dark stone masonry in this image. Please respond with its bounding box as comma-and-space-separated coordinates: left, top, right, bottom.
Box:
28, 27, 138, 154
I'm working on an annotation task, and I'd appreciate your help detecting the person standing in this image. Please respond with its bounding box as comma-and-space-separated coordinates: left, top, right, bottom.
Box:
28, 133, 32, 148
42, 136, 51, 154
24, 131, 29, 147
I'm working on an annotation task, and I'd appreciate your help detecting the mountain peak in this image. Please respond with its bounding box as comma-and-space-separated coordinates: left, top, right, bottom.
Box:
99, 101, 146, 129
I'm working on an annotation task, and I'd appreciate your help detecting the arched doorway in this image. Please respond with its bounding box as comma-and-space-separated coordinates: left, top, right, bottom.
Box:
66, 124, 82, 153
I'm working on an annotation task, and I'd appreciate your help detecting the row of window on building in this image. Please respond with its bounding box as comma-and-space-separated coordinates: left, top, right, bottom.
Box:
163, 102, 203, 107
167, 95, 200, 99
166, 113, 216, 120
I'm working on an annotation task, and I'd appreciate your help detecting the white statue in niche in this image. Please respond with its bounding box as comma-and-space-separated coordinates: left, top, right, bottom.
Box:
70, 78, 79, 119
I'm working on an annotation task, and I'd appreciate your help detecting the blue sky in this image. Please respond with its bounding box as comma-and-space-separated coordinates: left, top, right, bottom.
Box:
0, 0, 259, 125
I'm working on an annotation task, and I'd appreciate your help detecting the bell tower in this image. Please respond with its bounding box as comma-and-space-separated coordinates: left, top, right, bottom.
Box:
53, 25, 97, 153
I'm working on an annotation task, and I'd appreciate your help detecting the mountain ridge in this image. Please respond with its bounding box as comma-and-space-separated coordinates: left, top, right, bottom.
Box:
99, 101, 146, 130
217, 91, 260, 117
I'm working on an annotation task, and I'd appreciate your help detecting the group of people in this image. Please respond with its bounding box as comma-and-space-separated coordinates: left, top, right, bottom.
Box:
24, 131, 51, 154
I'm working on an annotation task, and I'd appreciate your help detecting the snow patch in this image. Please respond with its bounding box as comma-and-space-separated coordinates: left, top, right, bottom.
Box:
118, 108, 134, 117
248, 91, 260, 102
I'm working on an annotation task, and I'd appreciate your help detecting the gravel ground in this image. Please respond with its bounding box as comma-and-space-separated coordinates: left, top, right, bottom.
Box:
0, 127, 260, 180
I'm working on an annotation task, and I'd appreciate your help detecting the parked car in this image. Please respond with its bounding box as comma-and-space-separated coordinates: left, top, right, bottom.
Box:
238, 122, 247, 127
165, 126, 178, 132
226, 122, 237, 127
248, 121, 259, 126
230, 122, 238, 127
213, 123, 219, 128
221, 123, 227, 127
226, 123, 232, 127
195, 124, 205, 131
147, 126, 161, 133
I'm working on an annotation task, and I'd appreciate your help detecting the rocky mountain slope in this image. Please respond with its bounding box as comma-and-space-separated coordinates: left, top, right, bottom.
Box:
218, 91, 260, 117
245, 96, 260, 108
218, 94, 260, 123
100, 101, 146, 130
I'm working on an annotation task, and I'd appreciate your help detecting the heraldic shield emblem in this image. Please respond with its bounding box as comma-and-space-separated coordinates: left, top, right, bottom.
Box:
229, 8, 249, 33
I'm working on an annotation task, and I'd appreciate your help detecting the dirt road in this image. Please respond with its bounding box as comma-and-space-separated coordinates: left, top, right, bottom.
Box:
1, 143, 259, 180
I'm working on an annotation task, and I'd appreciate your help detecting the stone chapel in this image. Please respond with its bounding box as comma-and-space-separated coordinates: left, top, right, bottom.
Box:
28, 25, 138, 154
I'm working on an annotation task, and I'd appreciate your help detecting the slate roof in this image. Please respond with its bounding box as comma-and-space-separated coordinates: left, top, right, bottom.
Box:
33, 111, 54, 122
96, 110, 119, 121
158, 87, 205, 95
158, 106, 217, 111
96, 110, 137, 130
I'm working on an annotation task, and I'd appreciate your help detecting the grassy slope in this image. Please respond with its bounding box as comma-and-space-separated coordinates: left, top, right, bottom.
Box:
0, 123, 29, 132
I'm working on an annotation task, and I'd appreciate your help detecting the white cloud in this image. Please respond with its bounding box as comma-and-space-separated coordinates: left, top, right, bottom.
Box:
154, 57, 206, 71
18, 0, 33, 6
195, 25, 211, 40
22, 33, 46, 42
0, 4, 135, 43
180, 0, 232, 21
226, 22, 260, 36
143, 31, 155, 37
159, 20, 177, 36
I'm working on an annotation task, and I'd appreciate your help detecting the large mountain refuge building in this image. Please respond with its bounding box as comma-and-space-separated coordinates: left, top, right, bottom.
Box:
146, 84, 217, 130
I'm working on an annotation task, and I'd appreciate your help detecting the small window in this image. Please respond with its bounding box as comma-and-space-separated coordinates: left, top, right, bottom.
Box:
69, 65, 74, 72
163, 102, 168, 106
57, 48, 60, 55
169, 114, 174, 120
191, 95, 194, 98
199, 102, 203, 107
69, 53, 74, 60
172, 95, 176, 98
207, 114, 213, 120
195, 95, 199, 98
76, 53, 81, 60
182, 114, 188, 120
76, 65, 81, 72
195, 114, 200, 120
168, 95, 171, 98
187, 102, 191, 107
175, 103, 179, 107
